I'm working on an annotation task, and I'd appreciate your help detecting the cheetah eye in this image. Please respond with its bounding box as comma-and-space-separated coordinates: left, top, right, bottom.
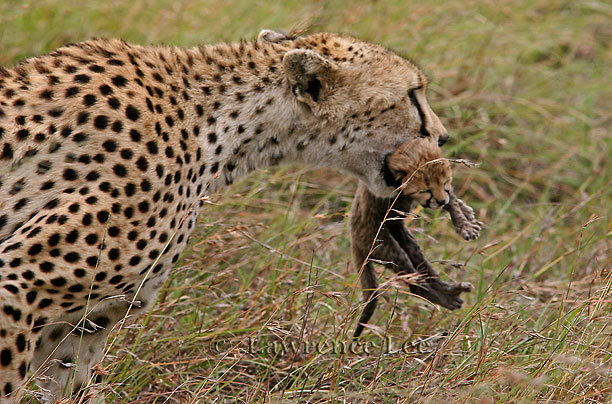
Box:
393, 170, 408, 179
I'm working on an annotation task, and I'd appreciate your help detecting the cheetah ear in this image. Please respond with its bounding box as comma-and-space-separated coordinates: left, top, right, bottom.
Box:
283, 49, 336, 104
258, 29, 292, 43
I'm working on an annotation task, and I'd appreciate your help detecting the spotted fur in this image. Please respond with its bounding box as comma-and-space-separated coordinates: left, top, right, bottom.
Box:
0, 30, 449, 402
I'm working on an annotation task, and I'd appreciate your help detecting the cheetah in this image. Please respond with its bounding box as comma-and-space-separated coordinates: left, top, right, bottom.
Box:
0, 30, 450, 402
350, 138, 481, 338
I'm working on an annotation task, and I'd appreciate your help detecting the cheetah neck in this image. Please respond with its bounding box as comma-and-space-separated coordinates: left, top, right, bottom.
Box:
159, 41, 326, 195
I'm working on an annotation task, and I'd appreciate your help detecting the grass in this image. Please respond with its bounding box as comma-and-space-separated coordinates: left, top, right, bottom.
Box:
2, 0, 611, 402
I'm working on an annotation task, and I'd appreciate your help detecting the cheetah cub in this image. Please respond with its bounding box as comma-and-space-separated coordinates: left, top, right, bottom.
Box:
350, 138, 482, 337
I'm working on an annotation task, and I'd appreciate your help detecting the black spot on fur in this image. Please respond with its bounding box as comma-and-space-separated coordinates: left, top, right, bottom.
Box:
146, 141, 158, 154
113, 164, 128, 177
94, 115, 109, 129
107, 97, 120, 109
74, 74, 91, 83
63, 168, 78, 181
89, 64, 105, 73
1, 143, 14, 159
136, 156, 148, 171
111, 120, 123, 133
100, 84, 113, 95
77, 111, 90, 125
111, 75, 127, 87
130, 129, 142, 142
65, 87, 80, 97
0, 348, 13, 366
83, 94, 97, 106
126, 105, 140, 121
102, 139, 117, 152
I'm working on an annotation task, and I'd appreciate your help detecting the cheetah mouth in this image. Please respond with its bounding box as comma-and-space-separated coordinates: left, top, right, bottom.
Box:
382, 153, 401, 189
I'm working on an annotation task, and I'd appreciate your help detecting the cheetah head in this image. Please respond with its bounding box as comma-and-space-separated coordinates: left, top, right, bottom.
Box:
262, 31, 449, 197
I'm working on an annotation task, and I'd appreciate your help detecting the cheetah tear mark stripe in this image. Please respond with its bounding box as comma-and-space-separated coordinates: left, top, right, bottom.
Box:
408, 86, 429, 138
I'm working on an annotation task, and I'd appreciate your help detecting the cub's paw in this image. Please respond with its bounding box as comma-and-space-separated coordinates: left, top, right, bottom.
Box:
457, 200, 475, 218
454, 199, 484, 240
434, 280, 473, 309
450, 281, 474, 295
457, 222, 481, 240
411, 279, 473, 310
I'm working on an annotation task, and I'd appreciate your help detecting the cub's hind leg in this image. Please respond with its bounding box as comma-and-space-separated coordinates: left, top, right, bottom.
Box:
386, 221, 473, 309
353, 261, 380, 339
352, 225, 419, 338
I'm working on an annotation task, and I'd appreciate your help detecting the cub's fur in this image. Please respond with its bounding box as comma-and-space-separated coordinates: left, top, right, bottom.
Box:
350, 138, 481, 337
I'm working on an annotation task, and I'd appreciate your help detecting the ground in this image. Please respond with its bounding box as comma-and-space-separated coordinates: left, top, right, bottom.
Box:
1, 0, 610, 403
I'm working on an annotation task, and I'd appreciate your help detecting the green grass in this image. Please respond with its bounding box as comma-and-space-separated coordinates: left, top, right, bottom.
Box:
2, 0, 611, 402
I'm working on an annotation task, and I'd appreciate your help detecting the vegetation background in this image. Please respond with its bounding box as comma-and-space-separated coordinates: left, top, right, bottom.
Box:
1, 0, 610, 402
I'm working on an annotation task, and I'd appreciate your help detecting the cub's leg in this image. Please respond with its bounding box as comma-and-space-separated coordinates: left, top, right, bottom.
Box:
351, 208, 465, 336
352, 225, 422, 337
352, 261, 379, 339
386, 220, 473, 309
445, 189, 483, 240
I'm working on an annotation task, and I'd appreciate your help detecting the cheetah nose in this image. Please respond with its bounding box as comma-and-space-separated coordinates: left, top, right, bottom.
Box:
434, 198, 447, 208
438, 132, 449, 147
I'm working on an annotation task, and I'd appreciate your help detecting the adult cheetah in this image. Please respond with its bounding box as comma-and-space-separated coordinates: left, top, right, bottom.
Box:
0, 30, 449, 402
